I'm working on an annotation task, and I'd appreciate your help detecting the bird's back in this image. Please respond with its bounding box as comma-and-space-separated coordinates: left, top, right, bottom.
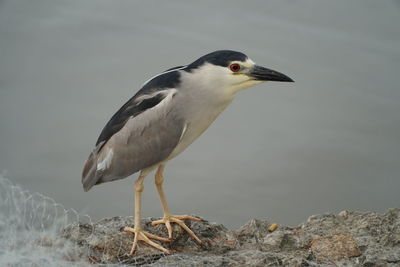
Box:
82, 70, 186, 191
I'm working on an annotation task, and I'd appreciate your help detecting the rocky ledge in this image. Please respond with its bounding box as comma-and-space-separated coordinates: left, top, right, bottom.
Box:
62, 209, 400, 266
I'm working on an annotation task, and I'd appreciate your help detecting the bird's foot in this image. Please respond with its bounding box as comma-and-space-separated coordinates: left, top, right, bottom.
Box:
151, 214, 203, 244
123, 226, 171, 255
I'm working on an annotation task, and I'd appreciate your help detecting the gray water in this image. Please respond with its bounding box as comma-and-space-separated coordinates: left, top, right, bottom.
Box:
1, 0, 400, 233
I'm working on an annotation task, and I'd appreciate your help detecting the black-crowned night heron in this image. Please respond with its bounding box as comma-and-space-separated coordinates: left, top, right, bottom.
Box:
82, 50, 293, 254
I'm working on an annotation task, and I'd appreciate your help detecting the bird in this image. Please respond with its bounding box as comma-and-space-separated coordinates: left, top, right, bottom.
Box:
82, 50, 293, 254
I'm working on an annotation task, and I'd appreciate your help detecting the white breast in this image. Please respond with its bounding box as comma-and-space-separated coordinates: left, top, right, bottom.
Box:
167, 67, 235, 159
168, 101, 231, 159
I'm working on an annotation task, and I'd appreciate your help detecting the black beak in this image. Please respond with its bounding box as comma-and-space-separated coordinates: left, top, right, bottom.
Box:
250, 65, 294, 82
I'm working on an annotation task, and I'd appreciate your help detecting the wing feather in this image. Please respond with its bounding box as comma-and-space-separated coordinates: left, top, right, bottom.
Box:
82, 88, 184, 191
96, 90, 168, 148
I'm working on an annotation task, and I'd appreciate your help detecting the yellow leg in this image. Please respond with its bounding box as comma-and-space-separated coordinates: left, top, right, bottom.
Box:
123, 171, 171, 255
151, 164, 203, 244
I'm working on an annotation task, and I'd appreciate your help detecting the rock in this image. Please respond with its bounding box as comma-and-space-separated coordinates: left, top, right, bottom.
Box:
62, 209, 400, 266
311, 232, 361, 263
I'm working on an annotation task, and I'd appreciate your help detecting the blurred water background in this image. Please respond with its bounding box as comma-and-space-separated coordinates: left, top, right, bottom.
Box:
1, 0, 399, 244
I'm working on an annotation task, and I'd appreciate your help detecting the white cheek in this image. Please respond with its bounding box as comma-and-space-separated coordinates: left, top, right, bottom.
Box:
232, 80, 264, 93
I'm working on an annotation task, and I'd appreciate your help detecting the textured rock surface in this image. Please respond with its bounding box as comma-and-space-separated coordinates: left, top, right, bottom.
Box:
62, 209, 400, 266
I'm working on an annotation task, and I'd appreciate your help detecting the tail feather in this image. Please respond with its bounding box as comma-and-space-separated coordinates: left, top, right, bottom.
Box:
82, 142, 104, 191
82, 153, 97, 191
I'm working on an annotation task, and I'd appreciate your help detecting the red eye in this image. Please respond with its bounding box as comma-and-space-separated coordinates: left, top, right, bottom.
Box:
229, 63, 241, 72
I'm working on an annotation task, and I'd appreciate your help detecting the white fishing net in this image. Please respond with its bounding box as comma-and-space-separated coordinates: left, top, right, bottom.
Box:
0, 174, 93, 266
0, 175, 187, 266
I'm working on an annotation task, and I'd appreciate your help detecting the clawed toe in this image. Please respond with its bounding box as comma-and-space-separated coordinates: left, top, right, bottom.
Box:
123, 226, 171, 254
151, 214, 203, 244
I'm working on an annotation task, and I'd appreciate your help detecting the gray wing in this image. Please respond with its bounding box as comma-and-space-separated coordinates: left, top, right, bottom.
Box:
82, 88, 184, 191
95, 67, 183, 149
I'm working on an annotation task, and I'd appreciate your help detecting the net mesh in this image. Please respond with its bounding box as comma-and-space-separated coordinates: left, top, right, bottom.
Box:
0, 174, 92, 266
0, 175, 207, 266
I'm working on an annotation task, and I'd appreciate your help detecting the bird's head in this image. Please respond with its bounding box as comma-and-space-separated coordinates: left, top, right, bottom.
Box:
184, 50, 294, 95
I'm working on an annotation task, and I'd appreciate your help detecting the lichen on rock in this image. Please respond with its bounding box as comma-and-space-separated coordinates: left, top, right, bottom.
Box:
62, 209, 400, 266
